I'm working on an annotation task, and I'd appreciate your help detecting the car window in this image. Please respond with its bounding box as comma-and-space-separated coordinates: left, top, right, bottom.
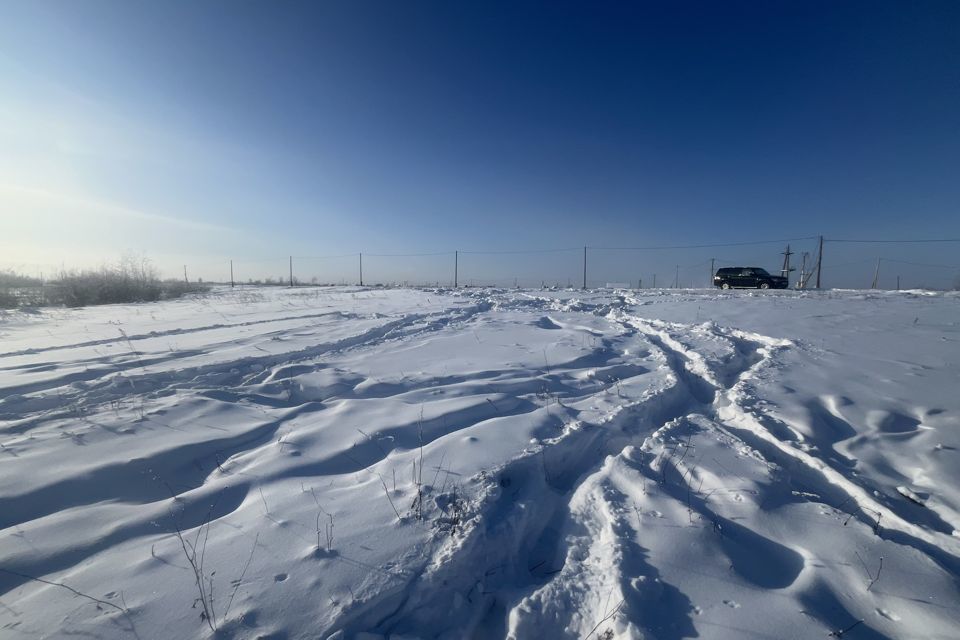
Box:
754, 268, 769, 276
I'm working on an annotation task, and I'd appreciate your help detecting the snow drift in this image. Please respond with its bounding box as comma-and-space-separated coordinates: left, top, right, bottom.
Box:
1, 286, 959, 639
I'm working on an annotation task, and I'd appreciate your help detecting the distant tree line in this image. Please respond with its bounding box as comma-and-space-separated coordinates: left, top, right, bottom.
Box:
0, 257, 208, 309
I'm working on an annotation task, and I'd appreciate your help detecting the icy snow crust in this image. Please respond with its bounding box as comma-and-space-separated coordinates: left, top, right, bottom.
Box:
1, 286, 959, 639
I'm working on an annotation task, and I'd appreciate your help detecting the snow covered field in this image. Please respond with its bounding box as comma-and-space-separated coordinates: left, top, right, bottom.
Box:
1, 286, 959, 640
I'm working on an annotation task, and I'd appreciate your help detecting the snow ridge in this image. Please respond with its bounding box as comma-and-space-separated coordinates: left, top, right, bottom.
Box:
2, 286, 959, 639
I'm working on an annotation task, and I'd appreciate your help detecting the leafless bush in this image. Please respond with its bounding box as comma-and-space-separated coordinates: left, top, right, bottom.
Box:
320, 512, 334, 552
174, 518, 259, 633
0, 269, 43, 308
0, 290, 18, 309
161, 279, 209, 299
45, 256, 208, 307
855, 551, 883, 591
434, 484, 466, 537
412, 408, 425, 521
307, 487, 336, 554
584, 596, 624, 639
174, 521, 217, 632
0, 269, 42, 288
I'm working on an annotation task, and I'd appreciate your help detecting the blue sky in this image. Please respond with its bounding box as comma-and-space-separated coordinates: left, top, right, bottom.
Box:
1, 1, 958, 287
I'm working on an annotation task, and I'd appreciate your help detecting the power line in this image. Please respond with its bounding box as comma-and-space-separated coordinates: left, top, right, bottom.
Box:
228, 257, 291, 265
364, 251, 455, 257
826, 238, 960, 244
460, 247, 580, 255
821, 259, 876, 269
590, 236, 818, 250
880, 258, 960, 270
293, 253, 360, 260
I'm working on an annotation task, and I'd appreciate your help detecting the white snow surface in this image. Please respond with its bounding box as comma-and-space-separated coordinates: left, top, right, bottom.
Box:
1, 286, 959, 640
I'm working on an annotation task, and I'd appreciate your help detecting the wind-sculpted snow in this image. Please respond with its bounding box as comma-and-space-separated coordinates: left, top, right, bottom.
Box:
1, 286, 958, 639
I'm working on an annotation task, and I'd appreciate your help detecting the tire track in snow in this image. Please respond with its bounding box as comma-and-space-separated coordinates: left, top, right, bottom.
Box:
352, 297, 795, 638
2, 292, 772, 638
497, 314, 773, 638
715, 384, 960, 576
508, 471, 698, 640
341, 310, 739, 637
8, 290, 955, 638
623, 312, 960, 588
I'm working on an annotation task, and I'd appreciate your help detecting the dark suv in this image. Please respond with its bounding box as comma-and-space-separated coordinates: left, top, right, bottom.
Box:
713, 267, 788, 290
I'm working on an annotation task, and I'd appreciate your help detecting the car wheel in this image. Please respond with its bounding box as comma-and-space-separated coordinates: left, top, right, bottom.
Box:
721, 282, 731, 290
759, 282, 770, 290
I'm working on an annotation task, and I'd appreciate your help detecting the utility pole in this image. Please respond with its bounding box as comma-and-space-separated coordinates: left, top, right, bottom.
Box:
359, 253, 363, 287
798, 253, 808, 289
582, 246, 587, 290
454, 251, 458, 288
653, 274, 656, 288
289, 256, 293, 287
815, 235, 823, 289
230, 260, 234, 288
896, 275, 901, 291
780, 244, 794, 284
638, 278, 642, 289
674, 265, 679, 289
183, 265, 188, 284
871, 258, 880, 289
709, 258, 715, 287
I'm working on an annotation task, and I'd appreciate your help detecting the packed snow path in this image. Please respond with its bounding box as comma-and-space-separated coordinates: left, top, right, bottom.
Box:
1, 286, 958, 639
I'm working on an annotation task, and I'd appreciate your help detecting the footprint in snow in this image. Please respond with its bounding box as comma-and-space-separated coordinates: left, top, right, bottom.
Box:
723, 600, 741, 609
876, 608, 900, 622
274, 573, 288, 582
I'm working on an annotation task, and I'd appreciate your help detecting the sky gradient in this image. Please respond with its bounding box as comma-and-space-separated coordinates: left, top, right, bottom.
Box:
1, 1, 959, 288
